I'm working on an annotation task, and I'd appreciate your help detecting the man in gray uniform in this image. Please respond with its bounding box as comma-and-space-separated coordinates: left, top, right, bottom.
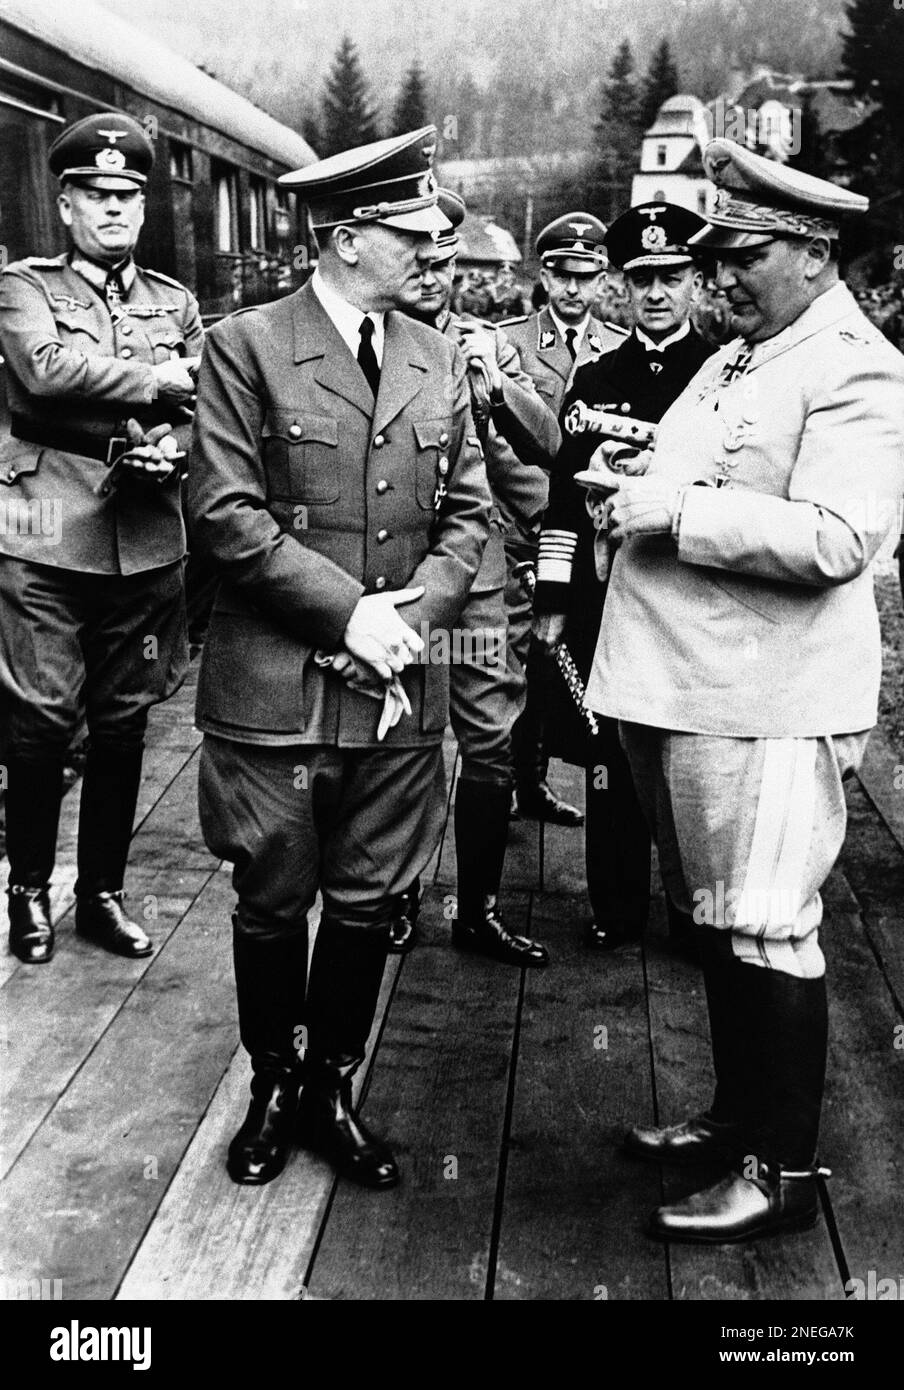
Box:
392, 189, 559, 966
0, 112, 201, 966
189, 130, 492, 1189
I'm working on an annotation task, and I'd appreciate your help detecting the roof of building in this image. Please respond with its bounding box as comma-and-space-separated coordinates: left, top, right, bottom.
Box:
456, 212, 521, 265
0, 0, 317, 169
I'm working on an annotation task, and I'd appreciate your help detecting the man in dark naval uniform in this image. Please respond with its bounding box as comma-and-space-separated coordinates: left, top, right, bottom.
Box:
534, 202, 714, 952
503, 213, 627, 825
188, 130, 492, 1190
392, 189, 559, 966
0, 112, 202, 966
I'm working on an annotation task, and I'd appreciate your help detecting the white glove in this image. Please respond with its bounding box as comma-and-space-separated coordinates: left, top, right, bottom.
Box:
606, 477, 682, 543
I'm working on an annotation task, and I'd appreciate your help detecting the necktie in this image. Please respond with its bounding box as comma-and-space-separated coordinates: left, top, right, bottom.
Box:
357, 315, 381, 398
565, 328, 577, 360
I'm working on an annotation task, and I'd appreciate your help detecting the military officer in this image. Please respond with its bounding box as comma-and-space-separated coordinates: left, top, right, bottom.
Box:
534, 203, 714, 953
188, 129, 492, 1189
392, 189, 559, 966
588, 142, 904, 1241
0, 112, 201, 966
502, 213, 627, 825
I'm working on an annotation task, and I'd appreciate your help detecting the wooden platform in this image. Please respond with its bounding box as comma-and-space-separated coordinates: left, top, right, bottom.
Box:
1, 663, 902, 1302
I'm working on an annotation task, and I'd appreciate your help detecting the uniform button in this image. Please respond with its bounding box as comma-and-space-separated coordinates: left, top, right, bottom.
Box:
439, 431, 449, 446
373, 434, 385, 448
374, 576, 386, 590
375, 479, 389, 494
376, 528, 389, 543
7, 468, 16, 481
120, 346, 133, 359
119, 324, 132, 336
288, 424, 302, 440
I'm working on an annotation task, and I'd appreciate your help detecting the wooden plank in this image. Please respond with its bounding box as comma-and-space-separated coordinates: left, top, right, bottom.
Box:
817, 862, 904, 1292
306, 887, 523, 1301
0, 864, 238, 1300
857, 727, 904, 855
649, 888, 842, 1302
840, 779, 904, 1007
116, 916, 400, 1301
493, 889, 668, 1301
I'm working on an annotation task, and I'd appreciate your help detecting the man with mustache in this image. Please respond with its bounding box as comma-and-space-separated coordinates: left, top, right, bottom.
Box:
188, 130, 492, 1189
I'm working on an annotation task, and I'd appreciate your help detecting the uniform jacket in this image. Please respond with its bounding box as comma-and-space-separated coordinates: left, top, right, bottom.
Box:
587, 282, 904, 738
536, 325, 714, 763
440, 310, 558, 587
189, 280, 493, 748
502, 306, 627, 418
0, 254, 203, 574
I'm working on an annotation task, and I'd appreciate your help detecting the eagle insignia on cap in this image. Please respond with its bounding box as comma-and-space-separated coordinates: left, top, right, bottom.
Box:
641, 225, 668, 251
569, 222, 592, 237
96, 128, 129, 145
95, 147, 127, 171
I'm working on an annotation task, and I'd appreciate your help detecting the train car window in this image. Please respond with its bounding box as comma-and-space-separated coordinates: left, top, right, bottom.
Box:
0, 67, 64, 124
169, 142, 193, 182
249, 176, 267, 250
212, 160, 240, 253
0, 70, 65, 260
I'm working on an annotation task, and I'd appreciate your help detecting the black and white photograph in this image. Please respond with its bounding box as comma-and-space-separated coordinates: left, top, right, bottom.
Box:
0, 0, 902, 1343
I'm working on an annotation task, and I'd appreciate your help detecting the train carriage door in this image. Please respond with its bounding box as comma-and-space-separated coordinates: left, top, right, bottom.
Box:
169, 139, 197, 291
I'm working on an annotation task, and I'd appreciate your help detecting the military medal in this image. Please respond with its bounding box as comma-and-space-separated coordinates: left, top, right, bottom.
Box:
433, 453, 449, 511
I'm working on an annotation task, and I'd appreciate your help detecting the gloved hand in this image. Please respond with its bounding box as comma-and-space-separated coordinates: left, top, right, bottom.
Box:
316, 651, 413, 742
606, 477, 682, 543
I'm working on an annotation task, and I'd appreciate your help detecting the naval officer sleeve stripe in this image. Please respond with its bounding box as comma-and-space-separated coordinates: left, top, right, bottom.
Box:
537, 528, 578, 586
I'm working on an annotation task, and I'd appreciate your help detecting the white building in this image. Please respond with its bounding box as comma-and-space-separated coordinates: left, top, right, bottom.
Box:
631, 95, 715, 215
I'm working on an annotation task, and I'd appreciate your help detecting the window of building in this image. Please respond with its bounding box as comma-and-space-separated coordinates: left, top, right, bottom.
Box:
274, 188, 294, 239
656, 143, 667, 167
212, 161, 239, 253
249, 176, 267, 250
169, 141, 193, 182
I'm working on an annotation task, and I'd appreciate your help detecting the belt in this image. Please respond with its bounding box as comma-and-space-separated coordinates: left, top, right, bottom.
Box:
11, 414, 129, 464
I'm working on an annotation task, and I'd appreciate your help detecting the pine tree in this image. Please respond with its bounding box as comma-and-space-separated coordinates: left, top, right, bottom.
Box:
593, 41, 643, 219
640, 39, 680, 131
840, 0, 904, 249
319, 35, 380, 157
393, 60, 429, 135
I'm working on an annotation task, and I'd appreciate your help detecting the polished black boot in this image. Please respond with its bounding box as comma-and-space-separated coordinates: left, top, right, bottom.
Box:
388, 877, 420, 955
227, 919, 308, 1185
8, 886, 54, 965
296, 1054, 399, 1188
4, 755, 65, 965
584, 732, 649, 951
300, 917, 398, 1186
75, 891, 153, 957
452, 778, 549, 967
666, 899, 701, 964
512, 703, 583, 826
647, 958, 830, 1242
626, 932, 750, 1165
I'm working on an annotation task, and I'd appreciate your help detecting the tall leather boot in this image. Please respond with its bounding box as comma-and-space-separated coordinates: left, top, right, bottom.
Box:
452, 777, 549, 967
74, 743, 152, 958
511, 677, 583, 827
625, 932, 748, 1166
298, 918, 398, 1187
5, 755, 64, 964
649, 960, 831, 1243
227, 917, 308, 1185
584, 737, 650, 952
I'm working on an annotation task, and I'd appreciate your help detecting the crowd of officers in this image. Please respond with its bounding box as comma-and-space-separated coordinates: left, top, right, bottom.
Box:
2, 112, 902, 1248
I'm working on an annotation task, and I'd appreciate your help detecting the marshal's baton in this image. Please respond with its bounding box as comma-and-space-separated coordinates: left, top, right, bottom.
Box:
514, 561, 599, 739
563, 400, 657, 448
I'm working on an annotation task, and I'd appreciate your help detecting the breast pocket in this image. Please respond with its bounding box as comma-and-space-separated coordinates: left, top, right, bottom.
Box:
146, 327, 188, 364
531, 371, 560, 407
53, 310, 102, 348
261, 410, 340, 503
412, 417, 453, 510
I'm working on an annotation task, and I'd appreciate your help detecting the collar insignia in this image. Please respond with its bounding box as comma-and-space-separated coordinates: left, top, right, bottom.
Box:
539, 328, 556, 350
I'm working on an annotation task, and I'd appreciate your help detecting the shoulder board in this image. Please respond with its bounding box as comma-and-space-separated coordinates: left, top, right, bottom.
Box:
455, 312, 495, 330
4, 256, 66, 273
140, 266, 189, 292
496, 314, 529, 328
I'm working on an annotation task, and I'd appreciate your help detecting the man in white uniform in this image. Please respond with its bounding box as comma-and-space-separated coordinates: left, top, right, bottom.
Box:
587, 140, 904, 1243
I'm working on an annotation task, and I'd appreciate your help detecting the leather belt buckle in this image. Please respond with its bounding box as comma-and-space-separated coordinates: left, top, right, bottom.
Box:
106, 435, 129, 465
